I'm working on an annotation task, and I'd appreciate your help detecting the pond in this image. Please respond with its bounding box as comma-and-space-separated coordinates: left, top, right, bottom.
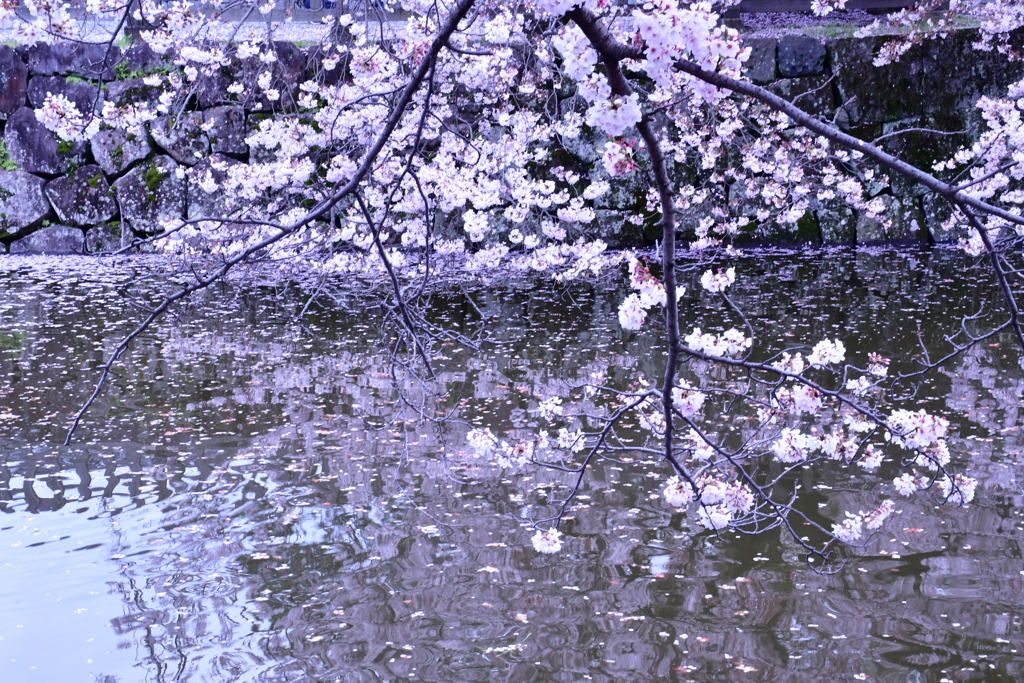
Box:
0, 247, 1022, 683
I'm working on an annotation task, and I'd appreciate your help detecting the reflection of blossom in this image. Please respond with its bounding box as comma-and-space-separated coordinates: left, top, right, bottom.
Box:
466, 428, 498, 455
538, 396, 563, 421
831, 513, 863, 543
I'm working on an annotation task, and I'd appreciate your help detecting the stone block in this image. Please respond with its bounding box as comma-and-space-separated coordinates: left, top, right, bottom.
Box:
149, 113, 209, 166
27, 42, 75, 76
238, 40, 308, 111
91, 126, 153, 176
27, 76, 102, 115
591, 209, 660, 249
829, 35, 924, 125
922, 192, 966, 243
3, 107, 86, 175
306, 45, 345, 86
104, 78, 162, 108
767, 75, 835, 119
44, 164, 118, 227
922, 27, 1024, 117
738, 211, 820, 245
27, 42, 121, 80
815, 202, 857, 244
0, 46, 28, 117
120, 43, 162, 75
855, 195, 923, 244
674, 185, 728, 243
778, 36, 826, 78
195, 69, 232, 109
187, 153, 241, 220
728, 180, 755, 218
9, 225, 85, 253
0, 170, 52, 234
743, 38, 776, 84
267, 40, 307, 105
203, 106, 247, 156
878, 112, 973, 197
85, 223, 124, 253
113, 155, 186, 234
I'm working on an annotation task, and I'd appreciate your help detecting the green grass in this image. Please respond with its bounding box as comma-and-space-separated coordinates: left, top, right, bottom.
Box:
0, 141, 17, 172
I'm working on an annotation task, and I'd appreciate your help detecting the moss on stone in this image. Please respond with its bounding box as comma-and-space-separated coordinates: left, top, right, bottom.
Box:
143, 161, 165, 194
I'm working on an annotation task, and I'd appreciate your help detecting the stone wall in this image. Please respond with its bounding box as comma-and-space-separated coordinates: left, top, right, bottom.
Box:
0, 27, 1021, 254
0, 39, 306, 254
733, 28, 1024, 246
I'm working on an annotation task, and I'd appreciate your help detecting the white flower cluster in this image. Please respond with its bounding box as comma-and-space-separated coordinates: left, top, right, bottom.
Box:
672, 381, 706, 418
773, 385, 822, 416
497, 439, 534, 469
681, 428, 716, 462
937, 474, 977, 505
894, 472, 977, 505
699, 267, 735, 293
699, 478, 755, 530
772, 427, 881, 469
886, 409, 949, 452
618, 254, 682, 331
34, 93, 99, 142
531, 528, 563, 553
586, 93, 643, 137
683, 327, 751, 357
551, 25, 597, 82
663, 476, 695, 507
636, 381, 705, 435
771, 428, 823, 464
463, 209, 490, 242
772, 352, 806, 375
810, 0, 847, 17
601, 139, 639, 177
632, 0, 749, 102
807, 339, 846, 367
663, 474, 755, 531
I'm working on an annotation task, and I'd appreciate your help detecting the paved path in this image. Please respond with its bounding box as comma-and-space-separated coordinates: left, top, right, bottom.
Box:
0, 7, 395, 45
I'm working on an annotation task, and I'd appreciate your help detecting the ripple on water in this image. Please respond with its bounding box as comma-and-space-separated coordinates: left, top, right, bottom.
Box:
0, 249, 1023, 681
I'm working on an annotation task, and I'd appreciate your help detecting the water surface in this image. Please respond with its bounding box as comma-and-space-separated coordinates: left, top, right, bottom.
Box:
1, 248, 1022, 682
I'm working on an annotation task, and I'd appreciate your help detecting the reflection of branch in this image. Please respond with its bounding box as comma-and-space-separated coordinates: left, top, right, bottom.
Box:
65, 0, 480, 444
355, 194, 435, 376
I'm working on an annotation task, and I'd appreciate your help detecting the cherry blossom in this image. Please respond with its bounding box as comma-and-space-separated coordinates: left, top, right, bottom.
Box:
807, 339, 846, 367
699, 267, 736, 293
531, 528, 563, 554
14, 0, 1017, 560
